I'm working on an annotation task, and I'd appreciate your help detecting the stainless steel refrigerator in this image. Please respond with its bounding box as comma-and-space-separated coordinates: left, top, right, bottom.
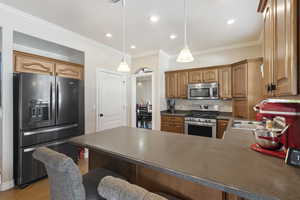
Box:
13, 72, 84, 187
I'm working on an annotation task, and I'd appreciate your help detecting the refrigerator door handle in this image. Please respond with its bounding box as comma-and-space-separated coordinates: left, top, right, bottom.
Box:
23, 140, 69, 153
23, 124, 79, 136
50, 82, 53, 121
56, 82, 60, 121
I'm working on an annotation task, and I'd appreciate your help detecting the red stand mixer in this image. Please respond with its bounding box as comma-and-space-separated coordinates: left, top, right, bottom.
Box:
251, 99, 300, 159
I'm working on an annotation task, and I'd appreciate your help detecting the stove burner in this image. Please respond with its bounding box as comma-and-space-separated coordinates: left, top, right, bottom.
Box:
189, 111, 219, 119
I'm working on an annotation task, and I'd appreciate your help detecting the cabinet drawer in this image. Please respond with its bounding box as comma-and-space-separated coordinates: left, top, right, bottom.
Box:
56, 63, 83, 80
161, 116, 184, 123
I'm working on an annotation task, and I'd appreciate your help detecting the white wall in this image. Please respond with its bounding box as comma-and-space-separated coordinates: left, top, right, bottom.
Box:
136, 78, 152, 105
0, 3, 130, 189
13, 32, 85, 64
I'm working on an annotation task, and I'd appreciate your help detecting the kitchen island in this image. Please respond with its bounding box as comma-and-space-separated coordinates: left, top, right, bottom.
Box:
70, 125, 300, 200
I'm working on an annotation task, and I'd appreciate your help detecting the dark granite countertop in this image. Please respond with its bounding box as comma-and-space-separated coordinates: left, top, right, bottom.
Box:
217, 112, 233, 120
160, 110, 191, 117
161, 110, 232, 119
70, 124, 300, 200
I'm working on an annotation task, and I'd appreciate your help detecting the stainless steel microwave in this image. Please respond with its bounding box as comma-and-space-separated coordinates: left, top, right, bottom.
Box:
188, 82, 219, 100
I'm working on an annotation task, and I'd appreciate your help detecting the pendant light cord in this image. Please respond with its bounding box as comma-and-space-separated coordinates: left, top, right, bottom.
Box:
122, 0, 126, 61
184, 0, 187, 47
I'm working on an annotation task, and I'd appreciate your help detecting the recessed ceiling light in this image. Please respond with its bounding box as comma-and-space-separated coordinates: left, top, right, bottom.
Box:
227, 19, 236, 25
170, 34, 177, 40
105, 33, 112, 38
149, 15, 160, 23
131, 45, 136, 49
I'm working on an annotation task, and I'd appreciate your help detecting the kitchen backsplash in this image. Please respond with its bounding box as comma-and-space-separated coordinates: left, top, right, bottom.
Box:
174, 99, 233, 112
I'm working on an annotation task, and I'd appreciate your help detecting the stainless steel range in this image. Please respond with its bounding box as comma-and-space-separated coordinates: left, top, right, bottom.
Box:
185, 105, 219, 138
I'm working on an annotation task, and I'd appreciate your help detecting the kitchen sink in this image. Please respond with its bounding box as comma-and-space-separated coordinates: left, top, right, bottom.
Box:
231, 120, 263, 130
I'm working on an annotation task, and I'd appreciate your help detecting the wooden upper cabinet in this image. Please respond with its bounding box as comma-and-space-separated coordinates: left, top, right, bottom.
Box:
165, 72, 178, 98
203, 69, 218, 83
217, 119, 229, 139
55, 63, 83, 80
218, 66, 232, 99
232, 63, 248, 98
259, 0, 298, 97
177, 71, 189, 98
14, 51, 84, 80
188, 70, 203, 84
14, 51, 55, 75
273, 0, 298, 96
262, 0, 275, 97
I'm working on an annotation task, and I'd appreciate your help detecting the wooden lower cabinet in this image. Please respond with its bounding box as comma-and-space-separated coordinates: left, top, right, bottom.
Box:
217, 120, 229, 139
233, 99, 249, 119
161, 116, 184, 134
90, 150, 224, 200
225, 193, 246, 200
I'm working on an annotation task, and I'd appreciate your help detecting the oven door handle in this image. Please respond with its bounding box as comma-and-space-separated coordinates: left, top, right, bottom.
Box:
185, 121, 216, 127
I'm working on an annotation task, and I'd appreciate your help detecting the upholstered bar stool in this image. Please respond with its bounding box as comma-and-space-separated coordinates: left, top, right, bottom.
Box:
33, 147, 125, 200
33, 147, 183, 200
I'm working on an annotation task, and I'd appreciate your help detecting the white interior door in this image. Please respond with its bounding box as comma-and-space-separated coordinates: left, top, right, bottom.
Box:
96, 70, 127, 132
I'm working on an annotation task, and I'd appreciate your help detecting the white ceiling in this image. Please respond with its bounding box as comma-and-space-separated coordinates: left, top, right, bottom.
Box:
0, 0, 263, 56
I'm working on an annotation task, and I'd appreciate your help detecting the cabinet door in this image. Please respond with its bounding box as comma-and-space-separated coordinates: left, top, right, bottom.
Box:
232, 63, 247, 98
161, 116, 184, 134
273, 0, 298, 96
217, 120, 229, 139
56, 63, 83, 80
188, 70, 203, 83
262, 0, 275, 97
233, 99, 248, 119
14, 52, 55, 75
177, 71, 189, 98
203, 69, 218, 83
165, 72, 178, 98
218, 67, 232, 99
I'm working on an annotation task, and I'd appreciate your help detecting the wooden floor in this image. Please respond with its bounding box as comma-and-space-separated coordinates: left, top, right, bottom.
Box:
0, 159, 88, 200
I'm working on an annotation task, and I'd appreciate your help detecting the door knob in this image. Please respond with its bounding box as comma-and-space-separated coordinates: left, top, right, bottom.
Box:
99, 113, 104, 117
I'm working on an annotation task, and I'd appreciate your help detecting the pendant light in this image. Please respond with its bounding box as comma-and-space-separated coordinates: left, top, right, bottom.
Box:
117, 0, 130, 72
177, 0, 194, 63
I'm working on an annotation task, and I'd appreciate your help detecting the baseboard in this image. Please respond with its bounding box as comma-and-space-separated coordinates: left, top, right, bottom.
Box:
0, 179, 15, 191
